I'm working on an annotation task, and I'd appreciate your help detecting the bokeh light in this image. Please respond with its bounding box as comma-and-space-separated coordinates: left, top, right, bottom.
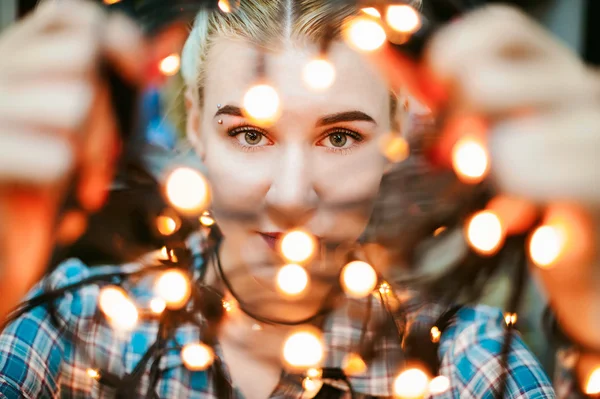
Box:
165, 167, 210, 214
342, 353, 367, 376
303, 59, 336, 90
385, 5, 421, 33
340, 261, 378, 298
429, 376, 450, 395
243, 84, 280, 126
159, 54, 181, 77
361, 7, 381, 18
86, 369, 100, 379
156, 214, 180, 236
280, 231, 316, 263
466, 211, 504, 256
155, 269, 191, 310
430, 326, 441, 343
344, 17, 387, 52
218, 0, 231, 12
379, 133, 410, 163
586, 367, 600, 395
529, 225, 564, 268
393, 368, 430, 399
181, 343, 215, 371
200, 211, 215, 227
283, 330, 324, 368
276, 264, 309, 296
504, 312, 518, 326
149, 298, 167, 315
451, 136, 489, 184
98, 286, 138, 331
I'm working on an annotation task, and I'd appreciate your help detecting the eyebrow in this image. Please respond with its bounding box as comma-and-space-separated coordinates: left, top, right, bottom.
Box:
317, 111, 376, 126
214, 105, 376, 126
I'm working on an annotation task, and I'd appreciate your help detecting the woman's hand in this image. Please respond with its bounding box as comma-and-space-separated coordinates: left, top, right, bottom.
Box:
424, 6, 600, 351
0, 0, 145, 320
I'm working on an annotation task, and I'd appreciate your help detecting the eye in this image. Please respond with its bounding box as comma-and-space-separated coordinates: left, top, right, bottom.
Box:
317, 129, 363, 150
228, 126, 272, 148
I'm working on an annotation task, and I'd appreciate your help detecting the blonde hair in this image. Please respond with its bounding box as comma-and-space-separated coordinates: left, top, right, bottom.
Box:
180, 0, 422, 106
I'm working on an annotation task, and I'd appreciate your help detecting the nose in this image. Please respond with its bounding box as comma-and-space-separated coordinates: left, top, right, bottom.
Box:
265, 145, 317, 228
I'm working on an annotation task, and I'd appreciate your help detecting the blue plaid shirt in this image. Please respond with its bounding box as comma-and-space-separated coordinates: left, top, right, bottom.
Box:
0, 244, 554, 398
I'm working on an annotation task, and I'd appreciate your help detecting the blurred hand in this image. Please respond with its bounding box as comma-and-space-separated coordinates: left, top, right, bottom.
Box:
423, 5, 600, 351
0, 0, 145, 320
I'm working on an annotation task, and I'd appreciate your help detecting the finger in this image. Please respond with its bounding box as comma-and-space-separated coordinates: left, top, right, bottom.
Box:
77, 83, 118, 212
0, 130, 74, 185
426, 5, 572, 82
0, 81, 95, 133
489, 107, 600, 206
455, 59, 599, 114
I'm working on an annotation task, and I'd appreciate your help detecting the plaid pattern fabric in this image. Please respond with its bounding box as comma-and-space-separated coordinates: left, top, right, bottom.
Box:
0, 242, 554, 398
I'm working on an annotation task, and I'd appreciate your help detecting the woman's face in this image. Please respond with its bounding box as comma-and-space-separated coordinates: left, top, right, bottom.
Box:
188, 37, 392, 291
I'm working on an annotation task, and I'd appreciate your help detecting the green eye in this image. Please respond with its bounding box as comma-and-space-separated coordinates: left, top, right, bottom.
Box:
328, 133, 348, 148
245, 131, 262, 145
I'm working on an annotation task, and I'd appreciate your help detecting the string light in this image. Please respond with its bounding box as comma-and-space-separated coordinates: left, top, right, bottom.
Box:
430, 326, 441, 343
429, 375, 450, 395
504, 312, 518, 326
98, 286, 138, 331
306, 368, 322, 379
155, 269, 191, 310
276, 264, 309, 297
451, 136, 489, 184
385, 5, 421, 34
393, 368, 430, 399
433, 226, 447, 237
585, 367, 600, 395
280, 230, 316, 263
283, 330, 324, 368
466, 210, 504, 256
303, 58, 336, 90
379, 281, 391, 295
159, 54, 181, 76
379, 133, 410, 163
165, 167, 211, 214
217, 0, 231, 12
529, 225, 565, 268
181, 343, 215, 371
344, 16, 387, 52
361, 7, 381, 18
149, 298, 167, 315
222, 299, 233, 312
302, 377, 322, 395
156, 214, 180, 236
342, 353, 367, 376
86, 369, 100, 380
340, 260, 378, 298
199, 211, 215, 227
243, 84, 280, 126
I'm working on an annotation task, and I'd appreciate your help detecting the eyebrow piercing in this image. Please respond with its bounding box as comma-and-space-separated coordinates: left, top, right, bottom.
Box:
218, 119, 223, 124
217, 104, 222, 109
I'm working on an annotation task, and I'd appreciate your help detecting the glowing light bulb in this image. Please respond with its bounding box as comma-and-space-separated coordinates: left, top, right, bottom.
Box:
283, 330, 324, 368
379, 133, 410, 163
430, 326, 441, 343
342, 353, 367, 376
218, 0, 231, 12
361, 7, 381, 18
302, 377, 322, 395
200, 211, 215, 227
159, 54, 181, 77
149, 298, 167, 314
156, 215, 179, 236
165, 167, 210, 214
181, 343, 215, 371
243, 84, 280, 125
98, 286, 138, 331
276, 264, 309, 296
529, 225, 565, 268
344, 17, 387, 52
340, 261, 378, 299
452, 137, 489, 184
306, 368, 322, 379
429, 376, 450, 395
586, 368, 600, 395
393, 368, 430, 399
303, 58, 336, 90
155, 269, 191, 310
466, 211, 504, 256
280, 230, 316, 263
222, 299, 234, 312
86, 369, 100, 379
433, 226, 447, 237
504, 312, 518, 326
385, 5, 421, 33
379, 281, 391, 295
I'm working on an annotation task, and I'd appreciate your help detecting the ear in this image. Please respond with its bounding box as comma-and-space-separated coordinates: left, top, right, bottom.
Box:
185, 86, 205, 160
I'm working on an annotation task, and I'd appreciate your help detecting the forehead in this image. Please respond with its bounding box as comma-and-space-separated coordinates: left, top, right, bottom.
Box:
203, 38, 390, 122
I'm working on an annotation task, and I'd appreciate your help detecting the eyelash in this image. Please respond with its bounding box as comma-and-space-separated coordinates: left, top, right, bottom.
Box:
226, 125, 365, 154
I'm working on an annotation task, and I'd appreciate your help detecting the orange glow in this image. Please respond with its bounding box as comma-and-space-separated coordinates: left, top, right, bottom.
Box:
218, 0, 231, 12
379, 133, 410, 163
98, 286, 138, 331
585, 367, 600, 395
165, 167, 210, 214
243, 84, 281, 126
159, 54, 181, 76
276, 264, 309, 296
103, 0, 122, 4
344, 17, 387, 52
283, 330, 324, 368
529, 225, 565, 268
361, 7, 381, 18
303, 58, 336, 90
280, 230, 316, 263
155, 270, 191, 310
340, 261, 378, 298
429, 376, 450, 394
504, 312, 518, 326
393, 368, 430, 399
487, 196, 537, 235
430, 326, 441, 343
342, 353, 367, 376
181, 343, 215, 371
452, 136, 489, 184
466, 211, 504, 256
156, 215, 179, 236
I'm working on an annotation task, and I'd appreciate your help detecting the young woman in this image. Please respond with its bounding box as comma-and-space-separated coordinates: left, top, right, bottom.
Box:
2, 0, 597, 397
